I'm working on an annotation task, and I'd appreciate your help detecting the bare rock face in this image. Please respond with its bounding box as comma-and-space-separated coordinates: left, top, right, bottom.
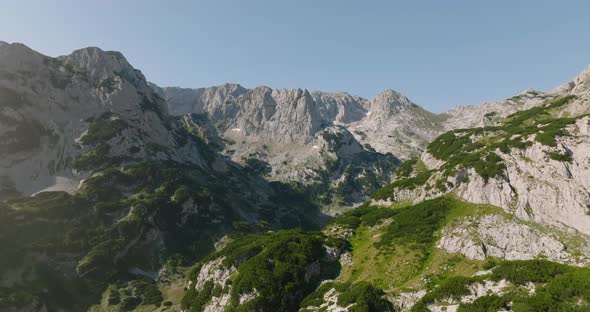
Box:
153, 70, 586, 201
553, 65, 590, 94
0, 42, 204, 197
387, 128, 590, 241
375, 68, 590, 267
154, 84, 324, 145
390, 290, 427, 311
153, 83, 445, 207
346, 89, 444, 159
442, 90, 552, 130
154, 84, 442, 160
456, 136, 590, 236
154, 83, 403, 207
438, 215, 580, 264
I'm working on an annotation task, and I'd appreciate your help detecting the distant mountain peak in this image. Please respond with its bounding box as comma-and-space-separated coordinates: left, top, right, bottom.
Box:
370, 88, 417, 113
60, 46, 144, 84
0, 41, 46, 70
552, 65, 590, 94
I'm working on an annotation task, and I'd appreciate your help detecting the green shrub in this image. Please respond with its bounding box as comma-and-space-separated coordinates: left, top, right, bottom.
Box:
182, 280, 214, 312
396, 159, 418, 177
376, 197, 453, 251
337, 282, 393, 312
329, 203, 395, 229
118, 296, 142, 311
299, 282, 335, 308
425, 96, 580, 181
73, 143, 111, 170
140, 283, 163, 305
371, 184, 394, 201
491, 260, 571, 285
184, 230, 331, 312
390, 170, 432, 190
457, 294, 510, 312
0, 287, 37, 308
300, 282, 393, 311
80, 118, 128, 145
420, 276, 476, 305
211, 284, 223, 298
227, 231, 325, 311
547, 151, 573, 162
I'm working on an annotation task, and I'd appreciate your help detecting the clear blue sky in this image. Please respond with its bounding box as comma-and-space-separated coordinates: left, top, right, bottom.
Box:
1, 1, 589, 112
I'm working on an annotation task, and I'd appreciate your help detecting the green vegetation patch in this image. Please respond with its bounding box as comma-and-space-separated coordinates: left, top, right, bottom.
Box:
0, 287, 37, 309
299, 281, 393, 312
80, 114, 129, 145
376, 197, 454, 251
412, 259, 590, 312
104, 279, 163, 310
457, 295, 511, 312
425, 95, 580, 181
546, 151, 573, 162
396, 158, 418, 177
372, 158, 431, 200
73, 143, 113, 171
183, 230, 340, 312
334, 197, 500, 292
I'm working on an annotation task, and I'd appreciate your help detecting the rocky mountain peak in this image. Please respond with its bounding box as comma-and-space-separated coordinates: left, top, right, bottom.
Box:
61, 47, 145, 84
0, 41, 46, 70
570, 65, 590, 93
552, 65, 590, 94
370, 88, 417, 114
221, 82, 247, 94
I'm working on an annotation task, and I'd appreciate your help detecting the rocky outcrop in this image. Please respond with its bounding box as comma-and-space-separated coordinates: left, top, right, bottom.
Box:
442, 90, 552, 130
391, 290, 426, 311
384, 132, 590, 248
427, 279, 513, 312
438, 215, 580, 264
456, 135, 590, 236
189, 257, 238, 312
0, 42, 203, 197
379, 70, 590, 242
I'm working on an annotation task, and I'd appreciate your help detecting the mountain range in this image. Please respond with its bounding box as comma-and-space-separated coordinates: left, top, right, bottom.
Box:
1, 41, 590, 312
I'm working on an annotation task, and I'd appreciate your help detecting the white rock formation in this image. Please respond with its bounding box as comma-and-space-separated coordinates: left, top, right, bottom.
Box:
0, 42, 204, 197
391, 290, 427, 311
438, 215, 577, 264
154, 84, 443, 160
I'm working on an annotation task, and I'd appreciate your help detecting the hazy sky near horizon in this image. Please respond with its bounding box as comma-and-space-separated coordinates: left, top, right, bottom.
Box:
1, 1, 590, 112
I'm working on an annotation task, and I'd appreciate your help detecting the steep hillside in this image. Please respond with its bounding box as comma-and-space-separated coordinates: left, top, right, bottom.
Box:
0, 42, 325, 311
374, 81, 590, 236
180, 196, 590, 312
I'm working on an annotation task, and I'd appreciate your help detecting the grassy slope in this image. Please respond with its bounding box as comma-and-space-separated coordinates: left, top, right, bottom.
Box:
334, 197, 501, 293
